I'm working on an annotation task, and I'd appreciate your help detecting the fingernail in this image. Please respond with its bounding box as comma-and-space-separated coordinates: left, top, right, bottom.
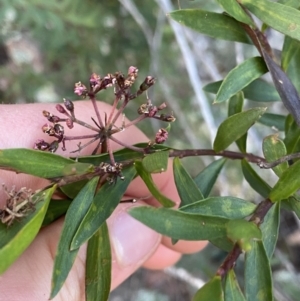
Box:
110, 205, 160, 267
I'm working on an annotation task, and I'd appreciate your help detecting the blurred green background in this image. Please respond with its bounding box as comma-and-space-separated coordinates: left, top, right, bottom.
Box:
1, 1, 300, 300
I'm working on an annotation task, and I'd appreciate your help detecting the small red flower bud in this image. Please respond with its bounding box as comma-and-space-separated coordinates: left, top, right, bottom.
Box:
42, 124, 55, 136
56, 104, 67, 114
155, 128, 168, 144
159, 114, 176, 123
90, 73, 101, 86
54, 124, 64, 136
66, 118, 74, 129
34, 139, 50, 151
74, 81, 87, 96
43, 110, 50, 118
139, 76, 155, 92
148, 106, 157, 117
63, 98, 74, 112
157, 102, 167, 110
128, 66, 138, 76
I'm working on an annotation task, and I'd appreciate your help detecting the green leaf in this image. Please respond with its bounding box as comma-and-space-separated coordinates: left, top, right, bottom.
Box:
278, 0, 300, 9
203, 79, 281, 102
283, 196, 300, 219
180, 197, 255, 219
194, 158, 227, 198
226, 219, 262, 251
286, 41, 300, 95
142, 151, 169, 173
50, 177, 99, 299
263, 134, 288, 177
135, 161, 175, 208
262, 49, 300, 126
77, 143, 170, 165
71, 166, 136, 250
282, 36, 300, 71
224, 270, 247, 301
42, 199, 72, 226
173, 157, 204, 207
241, 160, 271, 198
228, 92, 247, 152
209, 237, 234, 252
59, 179, 89, 199
0, 149, 92, 178
168, 9, 251, 44
258, 113, 286, 131
241, 0, 300, 41
261, 202, 280, 259
244, 240, 273, 301
128, 206, 229, 241
86, 222, 111, 301
284, 115, 300, 153
269, 160, 300, 202
215, 57, 268, 103
0, 186, 55, 274
213, 107, 266, 152
216, 0, 255, 25
192, 276, 224, 301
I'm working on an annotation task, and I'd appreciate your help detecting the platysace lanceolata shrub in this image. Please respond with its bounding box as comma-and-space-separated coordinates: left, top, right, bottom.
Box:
3, 1, 300, 301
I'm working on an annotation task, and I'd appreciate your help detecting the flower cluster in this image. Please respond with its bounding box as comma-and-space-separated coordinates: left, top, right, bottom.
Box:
34, 67, 175, 178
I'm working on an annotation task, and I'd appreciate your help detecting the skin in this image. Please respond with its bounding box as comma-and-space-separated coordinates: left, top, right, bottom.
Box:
0, 101, 207, 300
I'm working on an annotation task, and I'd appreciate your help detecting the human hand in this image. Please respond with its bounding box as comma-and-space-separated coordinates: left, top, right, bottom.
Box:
0, 101, 207, 300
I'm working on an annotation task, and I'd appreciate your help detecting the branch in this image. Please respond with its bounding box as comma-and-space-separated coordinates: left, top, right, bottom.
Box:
168, 148, 265, 164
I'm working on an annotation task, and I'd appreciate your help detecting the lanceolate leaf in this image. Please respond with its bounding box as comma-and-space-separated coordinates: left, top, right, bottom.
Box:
50, 177, 99, 299
192, 276, 224, 301
263, 135, 288, 177
42, 199, 72, 226
244, 240, 273, 301
0, 186, 55, 274
284, 115, 300, 153
135, 161, 175, 208
240, 0, 300, 41
128, 206, 229, 241
224, 270, 247, 301
228, 92, 247, 152
168, 10, 251, 44
0, 149, 92, 178
216, 0, 254, 25
173, 157, 204, 207
86, 222, 111, 301
213, 107, 266, 152
262, 49, 300, 126
241, 160, 271, 198
194, 158, 227, 198
258, 113, 286, 131
180, 197, 255, 219
269, 160, 300, 202
215, 57, 268, 103
283, 197, 300, 219
260, 202, 280, 259
282, 36, 300, 71
278, 0, 300, 8
203, 79, 280, 102
70, 166, 136, 250
77, 143, 170, 165
142, 151, 169, 173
